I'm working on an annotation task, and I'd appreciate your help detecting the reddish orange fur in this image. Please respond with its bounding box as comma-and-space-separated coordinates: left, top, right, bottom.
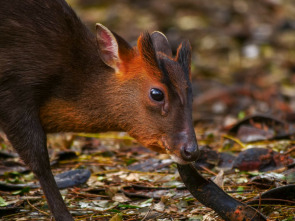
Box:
115, 55, 169, 153
40, 99, 88, 132
39, 32, 194, 160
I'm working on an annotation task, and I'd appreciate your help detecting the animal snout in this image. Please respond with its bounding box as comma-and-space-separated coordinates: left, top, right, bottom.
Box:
180, 143, 199, 162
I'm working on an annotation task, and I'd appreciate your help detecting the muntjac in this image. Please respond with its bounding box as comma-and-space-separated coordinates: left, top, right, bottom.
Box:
0, 0, 198, 220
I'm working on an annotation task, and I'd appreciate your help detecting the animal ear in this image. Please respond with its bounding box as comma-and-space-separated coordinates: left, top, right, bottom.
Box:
176, 40, 192, 80
151, 31, 172, 57
96, 23, 120, 71
111, 31, 134, 61
137, 32, 159, 71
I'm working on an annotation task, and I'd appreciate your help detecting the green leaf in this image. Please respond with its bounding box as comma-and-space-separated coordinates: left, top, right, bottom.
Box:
238, 111, 245, 120
125, 158, 137, 166
0, 197, 8, 207
236, 186, 244, 193
12, 186, 30, 195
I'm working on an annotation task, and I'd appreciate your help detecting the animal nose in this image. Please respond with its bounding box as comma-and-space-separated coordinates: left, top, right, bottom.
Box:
180, 143, 199, 162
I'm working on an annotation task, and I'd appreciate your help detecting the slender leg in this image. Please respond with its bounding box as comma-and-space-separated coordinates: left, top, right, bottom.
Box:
0, 104, 73, 221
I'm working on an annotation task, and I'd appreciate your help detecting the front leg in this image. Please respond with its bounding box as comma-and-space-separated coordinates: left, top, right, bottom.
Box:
0, 104, 73, 221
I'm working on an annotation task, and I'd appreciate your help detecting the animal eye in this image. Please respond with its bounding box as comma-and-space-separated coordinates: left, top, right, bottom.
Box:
150, 88, 164, 102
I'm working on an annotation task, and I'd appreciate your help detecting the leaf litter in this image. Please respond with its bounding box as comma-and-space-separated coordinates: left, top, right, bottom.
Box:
1, 0, 295, 220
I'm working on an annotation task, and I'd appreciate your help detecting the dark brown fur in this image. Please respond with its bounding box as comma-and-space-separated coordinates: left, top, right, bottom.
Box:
0, 0, 198, 220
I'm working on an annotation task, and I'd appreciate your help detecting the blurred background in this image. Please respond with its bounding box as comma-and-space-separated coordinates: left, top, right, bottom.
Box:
67, 0, 295, 130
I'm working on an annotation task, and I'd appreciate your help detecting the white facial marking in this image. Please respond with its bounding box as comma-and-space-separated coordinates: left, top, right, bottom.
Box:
169, 154, 190, 165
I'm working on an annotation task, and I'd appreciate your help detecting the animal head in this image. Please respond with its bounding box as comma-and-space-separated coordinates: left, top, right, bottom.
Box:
96, 24, 198, 164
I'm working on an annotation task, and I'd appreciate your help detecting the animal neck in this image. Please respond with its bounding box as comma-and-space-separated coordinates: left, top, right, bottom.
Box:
39, 69, 132, 133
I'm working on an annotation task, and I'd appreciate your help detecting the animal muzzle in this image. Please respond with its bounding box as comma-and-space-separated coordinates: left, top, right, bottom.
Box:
162, 133, 199, 164
180, 143, 199, 162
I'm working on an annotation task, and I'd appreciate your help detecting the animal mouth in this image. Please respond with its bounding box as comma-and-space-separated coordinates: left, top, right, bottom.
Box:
160, 137, 191, 165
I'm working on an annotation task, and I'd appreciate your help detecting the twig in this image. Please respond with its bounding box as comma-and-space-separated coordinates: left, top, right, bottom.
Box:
141, 202, 153, 221
199, 165, 217, 176
222, 134, 246, 149
26, 198, 49, 216
284, 146, 295, 155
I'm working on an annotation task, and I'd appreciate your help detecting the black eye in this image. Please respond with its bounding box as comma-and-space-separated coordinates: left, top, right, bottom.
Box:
150, 88, 164, 102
